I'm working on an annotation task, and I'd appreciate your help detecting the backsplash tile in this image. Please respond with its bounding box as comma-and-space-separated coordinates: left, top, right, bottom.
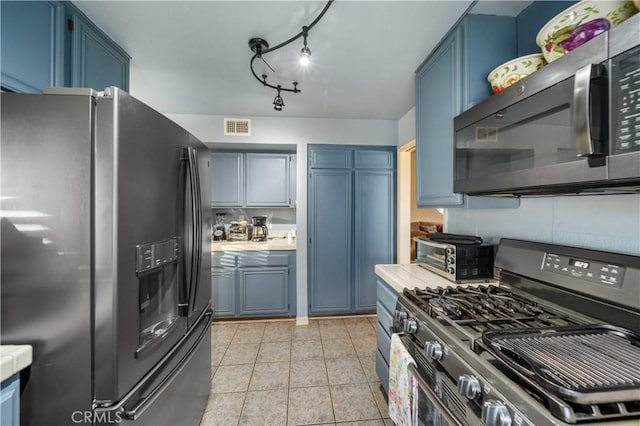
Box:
447, 194, 640, 255
212, 207, 296, 230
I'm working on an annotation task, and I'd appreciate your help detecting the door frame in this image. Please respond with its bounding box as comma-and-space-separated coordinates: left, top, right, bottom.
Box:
397, 141, 415, 264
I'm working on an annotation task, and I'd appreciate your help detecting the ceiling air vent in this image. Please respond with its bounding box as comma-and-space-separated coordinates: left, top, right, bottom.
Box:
224, 118, 251, 136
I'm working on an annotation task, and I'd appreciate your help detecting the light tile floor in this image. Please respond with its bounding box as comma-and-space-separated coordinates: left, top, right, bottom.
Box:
201, 316, 393, 426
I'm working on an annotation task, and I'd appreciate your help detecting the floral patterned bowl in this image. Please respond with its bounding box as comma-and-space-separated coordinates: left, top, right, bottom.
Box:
536, 0, 638, 63
487, 54, 547, 94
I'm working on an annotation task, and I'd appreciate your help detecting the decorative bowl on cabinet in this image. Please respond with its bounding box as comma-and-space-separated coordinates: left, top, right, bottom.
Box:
487, 54, 546, 94
536, 0, 638, 63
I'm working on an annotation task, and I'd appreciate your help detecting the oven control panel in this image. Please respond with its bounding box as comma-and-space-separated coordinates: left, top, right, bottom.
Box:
542, 253, 625, 288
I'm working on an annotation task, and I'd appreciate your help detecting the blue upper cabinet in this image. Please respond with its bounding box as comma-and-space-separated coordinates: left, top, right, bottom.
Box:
245, 153, 290, 207
415, 14, 520, 209
0, 1, 64, 92
289, 154, 297, 207
210, 153, 244, 207
69, 13, 130, 91
416, 27, 463, 207
0, 1, 130, 93
211, 152, 296, 208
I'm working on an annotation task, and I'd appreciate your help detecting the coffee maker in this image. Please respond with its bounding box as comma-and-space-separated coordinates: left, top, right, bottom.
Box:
213, 212, 227, 241
251, 216, 268, 242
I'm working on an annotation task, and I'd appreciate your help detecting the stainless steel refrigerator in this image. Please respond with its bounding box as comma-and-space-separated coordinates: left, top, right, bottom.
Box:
1, 87, 212, 425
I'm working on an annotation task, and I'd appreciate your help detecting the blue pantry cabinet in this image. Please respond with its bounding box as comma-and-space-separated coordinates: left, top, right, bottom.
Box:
1, 1, 130, 93
308, 145, 396, 314
354, 169, 395, 311
308, 168, 353, 313
415, 14, 519, 209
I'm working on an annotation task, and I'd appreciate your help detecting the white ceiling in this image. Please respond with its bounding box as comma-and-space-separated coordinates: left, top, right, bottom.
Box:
74, 1, 521, 120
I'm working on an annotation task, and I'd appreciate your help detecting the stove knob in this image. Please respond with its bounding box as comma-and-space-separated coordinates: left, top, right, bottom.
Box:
482, 400, 512, 426
394, 310, 407, 323
446, 247, 455, 255
424, 341, 443, 360
447, 267, 455, 275
457, 375, 481, 400
446, 256, 455, 264
402, 318, 417, 334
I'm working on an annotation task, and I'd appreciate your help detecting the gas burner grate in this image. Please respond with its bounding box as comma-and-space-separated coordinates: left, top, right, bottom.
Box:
403, 285, 583, 332
483, 325, 640, 404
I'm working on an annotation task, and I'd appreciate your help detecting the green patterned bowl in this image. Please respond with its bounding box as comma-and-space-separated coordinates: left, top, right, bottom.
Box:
487, 54, 547, 94
536, 0, 638, 63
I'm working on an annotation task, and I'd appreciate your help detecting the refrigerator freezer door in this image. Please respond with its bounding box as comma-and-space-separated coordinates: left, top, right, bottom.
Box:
94, 88, 190, 402
94, 310, 212, 426
1, 93, 94, 425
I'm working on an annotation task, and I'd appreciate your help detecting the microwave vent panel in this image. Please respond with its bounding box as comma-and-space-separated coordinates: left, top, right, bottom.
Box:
224, 118, 251, 136
475, 126, 498, 142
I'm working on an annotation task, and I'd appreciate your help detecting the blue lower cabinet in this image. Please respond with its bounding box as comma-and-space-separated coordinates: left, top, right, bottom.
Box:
375, 278, 398, 393
212, 268, 235, 317
238, 267, 289, 315
376, 350, 390, 394
212, 251, 296, 318
1, 374, 20, 426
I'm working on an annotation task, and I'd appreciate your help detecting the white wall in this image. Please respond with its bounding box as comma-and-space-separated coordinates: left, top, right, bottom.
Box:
166, 113, 397, 146
167, 113, 397, 323
397, 107, 415, 146
447, 194, 640, 256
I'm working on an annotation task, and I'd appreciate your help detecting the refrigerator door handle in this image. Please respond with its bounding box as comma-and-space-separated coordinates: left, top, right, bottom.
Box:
187, 146, 203, 315
183, 146, 199, 316
94, 309, 213, 420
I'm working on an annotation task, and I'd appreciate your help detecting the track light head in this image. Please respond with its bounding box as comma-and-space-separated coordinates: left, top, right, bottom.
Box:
299, 46, 311, 66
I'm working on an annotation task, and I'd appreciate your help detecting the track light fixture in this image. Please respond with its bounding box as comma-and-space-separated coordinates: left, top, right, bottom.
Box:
300, 29, 311, 66
248, 0, 333, 111
273, 86, 284, 111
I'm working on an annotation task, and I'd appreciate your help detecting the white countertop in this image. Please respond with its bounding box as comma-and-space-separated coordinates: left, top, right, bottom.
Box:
375, 263, 498, 293
0, 345, 32, 382
212, 238, 296, 252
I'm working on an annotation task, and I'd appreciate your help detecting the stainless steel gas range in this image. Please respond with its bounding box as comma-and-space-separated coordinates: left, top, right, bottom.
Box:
391, 239, 639, 426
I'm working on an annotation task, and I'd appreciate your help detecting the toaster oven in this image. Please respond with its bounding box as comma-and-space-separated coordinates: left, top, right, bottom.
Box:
414, 236, 494, 283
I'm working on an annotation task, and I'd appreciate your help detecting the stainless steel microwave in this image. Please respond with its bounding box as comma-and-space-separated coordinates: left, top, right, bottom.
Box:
454, 14, 640, 196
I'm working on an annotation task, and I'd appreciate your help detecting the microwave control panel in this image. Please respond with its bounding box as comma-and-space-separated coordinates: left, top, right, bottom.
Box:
542, 253, 625, 288
612, 45, 640, 154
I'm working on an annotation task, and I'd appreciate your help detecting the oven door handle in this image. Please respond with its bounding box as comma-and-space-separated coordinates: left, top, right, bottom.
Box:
407, 363, 464, 426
